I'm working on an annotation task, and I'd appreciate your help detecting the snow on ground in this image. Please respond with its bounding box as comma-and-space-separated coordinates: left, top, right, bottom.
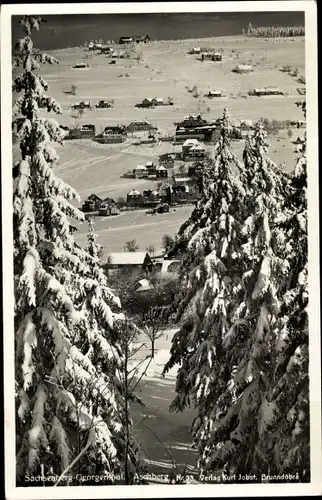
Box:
129, 328, 199, 482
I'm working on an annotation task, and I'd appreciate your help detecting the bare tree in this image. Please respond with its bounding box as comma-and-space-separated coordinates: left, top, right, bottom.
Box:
125, 239, 139, 252
162, 234, 175, 253
146, 244, 155, 256
70, 84, 78, 95
141, 306, 165, 358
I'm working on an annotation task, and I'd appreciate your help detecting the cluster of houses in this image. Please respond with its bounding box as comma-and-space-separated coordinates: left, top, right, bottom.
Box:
70, 100, 113, 110
136, 97, 174, 108
104, 251, 180, 278
173, 114, 247, 144
248, 86, 283, 96
187, 47, 223, 61
82, 194, 120, 216
119, 35, 151, 44
131, 162, 169, 180
126, 181, 196, 208
62, 120, 158, 142
87, 35, 150, 52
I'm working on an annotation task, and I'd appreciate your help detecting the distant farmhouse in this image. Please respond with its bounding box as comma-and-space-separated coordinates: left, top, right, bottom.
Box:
205, 90, 224, 98
201, 52, 223, 61
249, 86, 283, 96
100, 45, 114, 54
127, 120, 157, 133
82, 194, 102, 212
101, 125, 127, 143
119, 35, 150, 44
106, 252, 154, 273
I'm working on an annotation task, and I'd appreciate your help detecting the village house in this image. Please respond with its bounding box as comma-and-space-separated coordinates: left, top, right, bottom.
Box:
182, 138, 204, 155
127, 189, 141, 205
100, 45, 114, 54
98, 197, 119, 216
101, 125, 127, 143
183, 142, 206, 161
159, 153, 176, 168
119, 36, 134, 44
142, 189, 161, 207
152, 97, 164, 106
133, 164, 148, 179
212, 52, 223, 61
106, 252, 154, 274
176, 114, 209, 129
78, 124, 96, 138
249, 87, 283, 96
156, 165, 168, 179
201, 51, 214, 61
127, 121, 156, 133
233, 120, 255, 138
182, 138, 200, 154
139, 98, 154, 108
82, 194, 102, 212
133, 34, 151, 43
172, 184, 190, 204
189, 47, 201, 54
206, 90, 223, 98
146, 160, 154, 169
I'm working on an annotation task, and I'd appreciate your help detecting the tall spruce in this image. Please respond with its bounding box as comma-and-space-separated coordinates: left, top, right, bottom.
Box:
164, 112, 309, 480
14, 16, 140, 485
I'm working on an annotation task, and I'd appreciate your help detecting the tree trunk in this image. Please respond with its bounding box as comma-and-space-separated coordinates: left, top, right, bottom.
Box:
151, 338, 155, 359
124, 341, 130, 484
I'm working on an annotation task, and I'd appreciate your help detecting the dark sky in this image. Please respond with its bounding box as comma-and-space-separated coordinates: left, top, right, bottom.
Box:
12, 11, 305, 50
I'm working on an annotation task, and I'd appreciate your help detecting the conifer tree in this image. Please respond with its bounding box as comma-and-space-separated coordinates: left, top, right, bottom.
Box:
13, 16, 140, 485
164, 111, 309, 480
163, 108, 248, 430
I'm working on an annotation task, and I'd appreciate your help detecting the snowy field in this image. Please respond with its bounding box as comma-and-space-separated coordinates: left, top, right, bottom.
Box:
12, 37, 305, 252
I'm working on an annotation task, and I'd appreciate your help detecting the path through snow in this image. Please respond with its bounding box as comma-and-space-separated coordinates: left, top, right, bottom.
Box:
129, 329, 199, 482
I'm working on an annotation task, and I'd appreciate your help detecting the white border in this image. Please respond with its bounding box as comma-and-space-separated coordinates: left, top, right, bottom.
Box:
2, 2, 320, 499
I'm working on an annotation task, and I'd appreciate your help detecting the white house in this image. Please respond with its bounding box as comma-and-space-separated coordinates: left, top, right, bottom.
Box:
133, 164, 147, 179
182, 138, 200, 154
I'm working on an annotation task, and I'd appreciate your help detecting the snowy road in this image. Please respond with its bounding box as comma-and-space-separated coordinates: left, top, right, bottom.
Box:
129, 329, 198, 482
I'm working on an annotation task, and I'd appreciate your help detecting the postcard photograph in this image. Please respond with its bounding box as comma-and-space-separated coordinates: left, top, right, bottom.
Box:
1, 1, 321, 499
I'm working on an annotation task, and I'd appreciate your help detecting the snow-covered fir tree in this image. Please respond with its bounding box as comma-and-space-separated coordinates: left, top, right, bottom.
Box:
164, 112, 309, 481
14, 16, 140, 485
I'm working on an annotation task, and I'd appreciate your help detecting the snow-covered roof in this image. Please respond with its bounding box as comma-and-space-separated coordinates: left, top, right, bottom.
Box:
209, 90, 222, 95
134, 164, 147, 170
146, 161, 154, 166
235, 64, 253, 71
136, 278, 153, 291
156, 165, 167, 170
160, 260, 181, 275
183, 139, 200, 147
128, 189, 141, 196
108, 252, 150, 265
154, 97, 163, 102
